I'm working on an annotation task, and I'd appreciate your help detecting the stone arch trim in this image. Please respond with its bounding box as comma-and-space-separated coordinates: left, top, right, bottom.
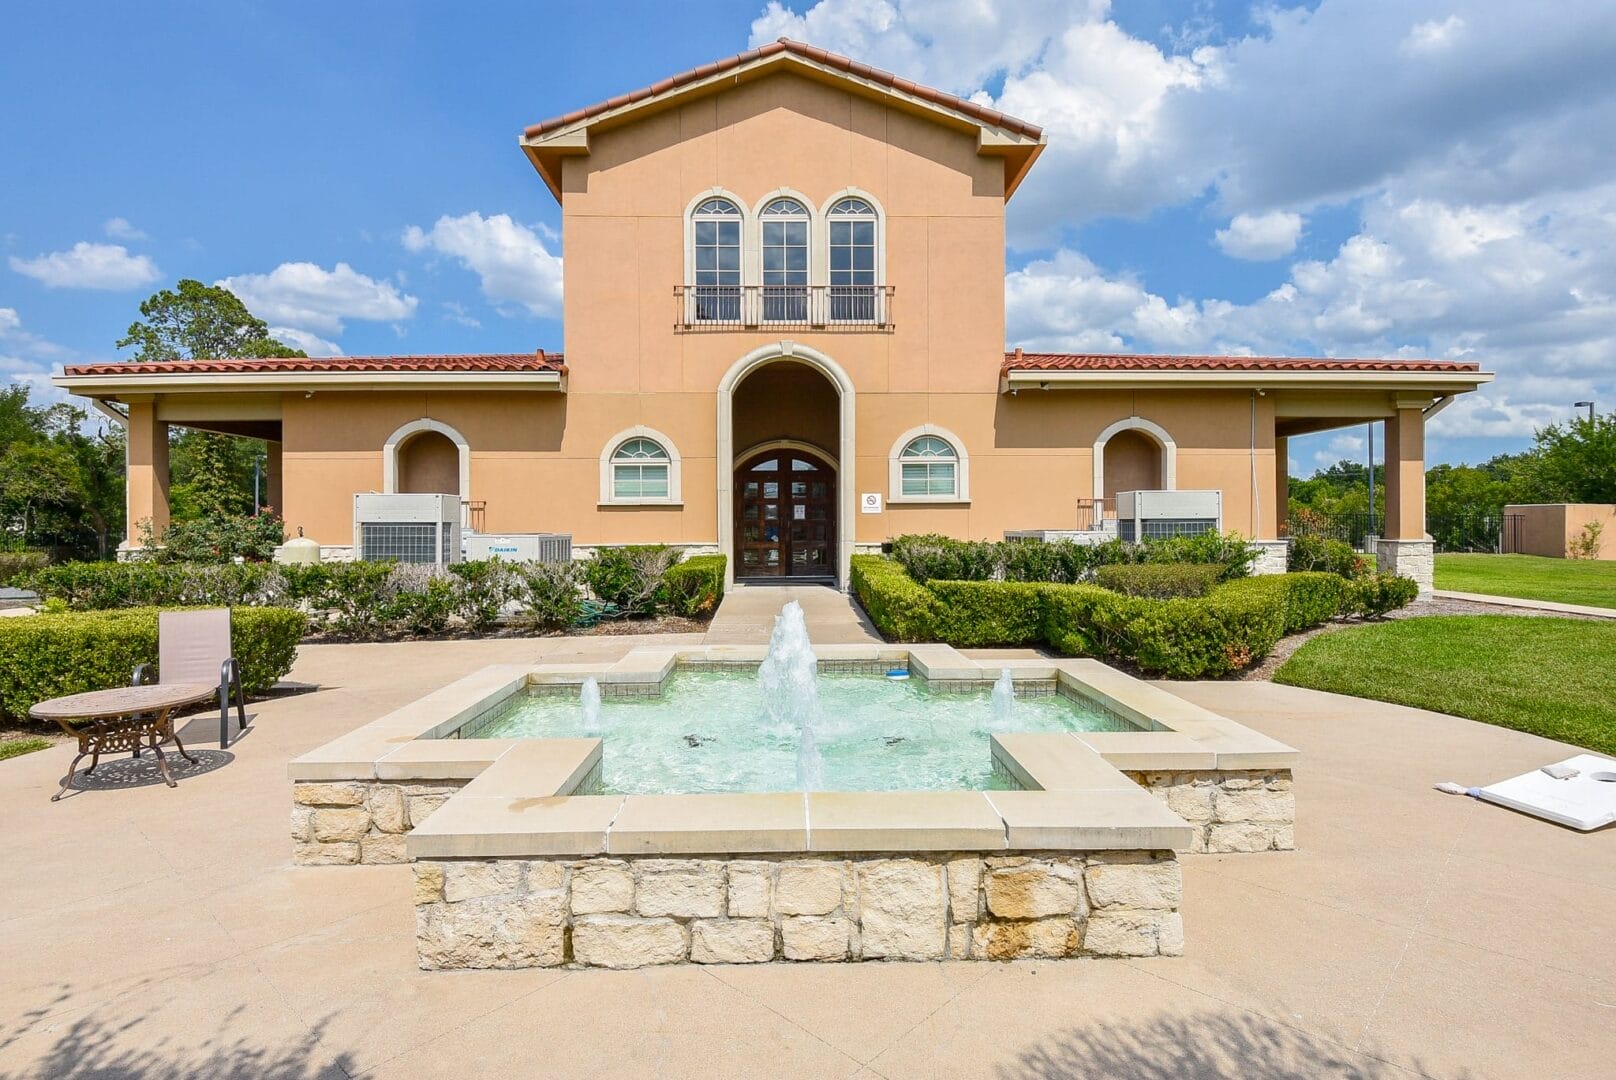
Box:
383, 418, 471, 504
1093, 416, 1177, 498
887, 423, 969, 503
718, 342, 856, 588
735, 438, 839, 472
599, 425, 683, 506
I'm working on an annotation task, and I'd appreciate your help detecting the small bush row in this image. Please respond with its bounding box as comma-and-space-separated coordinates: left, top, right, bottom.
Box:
0, 606, 304, 723
890, 531, 1259, 586
21, 552, 726, 641
851, 556, 1417, 678
1287, 533, 1369, 578
1093, 563, 1224, 599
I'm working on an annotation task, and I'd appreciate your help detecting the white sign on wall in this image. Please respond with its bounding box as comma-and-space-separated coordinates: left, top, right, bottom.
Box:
861, 492, 883, 514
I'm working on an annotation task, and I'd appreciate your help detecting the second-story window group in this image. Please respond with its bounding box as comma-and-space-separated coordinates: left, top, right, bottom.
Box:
686, 192, 884, 326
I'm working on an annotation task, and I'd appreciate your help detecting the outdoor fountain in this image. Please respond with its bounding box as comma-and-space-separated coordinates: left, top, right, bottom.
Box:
579, 676, 602, 733
990, 668, 1015, 730
758, 600, 824, 789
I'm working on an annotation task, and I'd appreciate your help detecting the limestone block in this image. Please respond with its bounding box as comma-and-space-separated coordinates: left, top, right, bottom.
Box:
634, 860, 726, 919
775, 861, 843, 916
1214, 787, 1294, 824
310, 807, 370, 843
1272, 825, 1296, 850
727, 861, 773, 918
973, 917, 1083, 960
1266, 775, 1293, 792
526, 860, 567, 892
401, 783, 462, 796
572, 915, 689, 968
781, 916, 852, 961
1163, 783, 1215, 824
1083, 911, 1166, 957
857, 860, 946, 961
368, 785, 408, 833
443, 860, 525, 903
1207, 821, 1280, 853
1158, 912, 1185, 956
293, 841, 358, 866
571, 861, 634, 915
1085, 855, 1181, 910
415, 864, 445, 905
289, 806, 315, 843
984, 860, 1083, 920
417, 895, 566, 970
293, 781, 366, 807
360, 833, 409, 865
946, 857, 982, 923
948, 923, 972, 959
1219, 776, 1264, 790
406, 794, 450, 828
690, 919, 776, 964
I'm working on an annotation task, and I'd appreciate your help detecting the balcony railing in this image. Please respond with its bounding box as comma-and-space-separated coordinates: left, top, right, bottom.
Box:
674, 284, 894, 332
1074, 498, 1116, 533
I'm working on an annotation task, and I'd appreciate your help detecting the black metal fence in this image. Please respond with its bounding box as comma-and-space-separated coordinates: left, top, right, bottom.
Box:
1285, 511, 1504, 553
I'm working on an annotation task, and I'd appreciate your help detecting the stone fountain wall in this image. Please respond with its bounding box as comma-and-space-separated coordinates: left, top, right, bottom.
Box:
412, 851, 1183, 969
1126, 769, 1295, 853
290, 780, 468, 866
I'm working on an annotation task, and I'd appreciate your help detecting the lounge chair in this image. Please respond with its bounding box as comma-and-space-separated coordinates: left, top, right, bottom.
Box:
133, 608, 249, 749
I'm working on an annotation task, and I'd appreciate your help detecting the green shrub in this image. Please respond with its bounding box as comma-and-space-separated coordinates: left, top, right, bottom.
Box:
22, 560, 292, 610
0, 551, 50, 586
1341, 573, 1419, 619
381, 565, 456, 636
447, 560, 512, 633
0, 606, 304, 723
312, 561, 396, 639
925, 580, 1048, 647
850, 555, 939, 641
889, 534, 1001, 584
1288, 533, 1367, 578
585, 545, 678, 615
660, 554, 726, 618
1275, 571, 1347, 631
138, 513, 286, 563
1094, 563, 1223, 599
512, 560, 586, 630
891, 531, 1259, 585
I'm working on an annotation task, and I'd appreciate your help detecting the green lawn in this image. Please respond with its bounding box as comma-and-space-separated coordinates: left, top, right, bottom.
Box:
1274, 616, 1616, 755
0, 736, 51, 762
1435, 553, 1616, 610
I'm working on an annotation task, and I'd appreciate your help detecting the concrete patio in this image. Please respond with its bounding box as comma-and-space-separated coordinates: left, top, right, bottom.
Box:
2, 631, 1613, 1079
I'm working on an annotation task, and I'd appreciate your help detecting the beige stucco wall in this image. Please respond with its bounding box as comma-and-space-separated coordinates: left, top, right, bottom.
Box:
1504, 504, 1616, 559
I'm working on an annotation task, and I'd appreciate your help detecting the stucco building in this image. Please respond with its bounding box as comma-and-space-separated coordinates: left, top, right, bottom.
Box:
57, 39, 1491, 591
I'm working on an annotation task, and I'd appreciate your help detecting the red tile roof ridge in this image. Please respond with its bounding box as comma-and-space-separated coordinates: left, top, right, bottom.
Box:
1001, 351, 1481, 374
62, 351, 566, 377
523, 38, 1042, 141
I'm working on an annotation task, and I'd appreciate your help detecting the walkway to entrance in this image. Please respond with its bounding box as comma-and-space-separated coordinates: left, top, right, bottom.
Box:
703, 584, 882, 645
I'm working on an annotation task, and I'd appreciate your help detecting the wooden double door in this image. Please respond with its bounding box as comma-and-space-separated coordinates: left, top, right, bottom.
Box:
735, 449, 836, 578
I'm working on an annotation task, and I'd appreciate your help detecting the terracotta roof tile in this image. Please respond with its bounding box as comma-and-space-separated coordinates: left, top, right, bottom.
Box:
523, 38, 1042, 141
62, 352, 566, 378
1001, 352, 1481, 375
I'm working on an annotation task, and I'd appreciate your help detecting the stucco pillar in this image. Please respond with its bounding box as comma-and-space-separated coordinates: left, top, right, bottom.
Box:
265, 440, 283, 516
123, 400, 170, 552
1273, 436, 1289, 531
1377, 405, 1433, 593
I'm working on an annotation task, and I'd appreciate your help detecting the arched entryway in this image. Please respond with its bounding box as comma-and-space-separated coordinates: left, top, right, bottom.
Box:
1092, 416, 1177, 501
398, 431, 461, 494
734, 446, 836, 577
718, 343, 855, 587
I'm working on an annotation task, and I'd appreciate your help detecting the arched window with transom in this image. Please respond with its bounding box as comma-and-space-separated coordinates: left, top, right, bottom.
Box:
760, 197, 809, 322
828, 196, 878, 321
691, 197, 741, 322
898, 434, 961, 499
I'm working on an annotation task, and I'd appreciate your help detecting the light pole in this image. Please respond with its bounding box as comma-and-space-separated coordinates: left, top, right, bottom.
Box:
1574, 400, 1595, 422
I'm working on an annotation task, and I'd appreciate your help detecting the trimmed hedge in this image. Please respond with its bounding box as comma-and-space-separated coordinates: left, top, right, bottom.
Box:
0, 606, 304, 723
852, 556, 1411, 678
1093, 563, 1223, 599
1288, 533, 1368, 578
661, 555, 726, 617
1342, 573, 1419, 619
892, 531, 1259, 585
850, 554, 939, 641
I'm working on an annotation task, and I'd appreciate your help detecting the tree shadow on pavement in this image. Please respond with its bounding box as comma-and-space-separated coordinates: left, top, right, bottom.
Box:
996, 1010, 1473, 1080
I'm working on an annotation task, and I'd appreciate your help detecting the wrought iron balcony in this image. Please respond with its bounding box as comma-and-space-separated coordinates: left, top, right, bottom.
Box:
673, 284, 894, 332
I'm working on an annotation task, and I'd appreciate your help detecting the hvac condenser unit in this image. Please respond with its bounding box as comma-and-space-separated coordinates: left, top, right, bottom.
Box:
353, 493, 462, 565
1115, 490, 1222, 541
462, 533, 573, 563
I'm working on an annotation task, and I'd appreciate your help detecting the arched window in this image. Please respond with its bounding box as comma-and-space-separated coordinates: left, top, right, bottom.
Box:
691, 197, 741, 322
828, 197, 878, 321
601, 427, 683, 505
759, 197, 809, 322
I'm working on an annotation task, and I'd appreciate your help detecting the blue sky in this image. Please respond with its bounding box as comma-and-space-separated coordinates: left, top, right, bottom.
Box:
4, 1, 1614, 475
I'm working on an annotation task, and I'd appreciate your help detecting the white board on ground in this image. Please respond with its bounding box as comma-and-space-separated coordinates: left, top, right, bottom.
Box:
1477, 754, 1616, 831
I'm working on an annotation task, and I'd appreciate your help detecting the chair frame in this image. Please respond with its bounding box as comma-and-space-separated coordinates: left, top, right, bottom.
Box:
133, 650, 248, 750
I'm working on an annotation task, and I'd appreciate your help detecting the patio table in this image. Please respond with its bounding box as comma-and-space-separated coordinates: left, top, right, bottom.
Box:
31, 683, 218, 801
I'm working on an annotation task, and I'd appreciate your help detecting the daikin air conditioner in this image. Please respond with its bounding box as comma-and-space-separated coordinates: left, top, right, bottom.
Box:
1115, 490, 1222, 541
353, 493, 462, 565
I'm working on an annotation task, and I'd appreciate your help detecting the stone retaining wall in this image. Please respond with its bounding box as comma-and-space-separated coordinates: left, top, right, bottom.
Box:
413, 851, 1182, 969
291, 780, 468, 865
1126, 769, 1294, 853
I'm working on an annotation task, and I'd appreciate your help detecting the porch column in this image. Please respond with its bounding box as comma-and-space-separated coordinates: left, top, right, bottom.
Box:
264, 440, 283, 516
124, 399, 170, 550
1273, 436, 1289, 533
1377, 403, 1433, 594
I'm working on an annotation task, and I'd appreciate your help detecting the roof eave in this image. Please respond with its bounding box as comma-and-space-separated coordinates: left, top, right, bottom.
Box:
1000, 368, 1494, 392
52, 370, 567, 398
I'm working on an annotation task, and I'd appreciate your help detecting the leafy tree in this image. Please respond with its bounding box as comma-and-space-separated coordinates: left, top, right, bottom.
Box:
1518, 415, 1616, 503
118, 279, 303, 524
0, 390, 124, 558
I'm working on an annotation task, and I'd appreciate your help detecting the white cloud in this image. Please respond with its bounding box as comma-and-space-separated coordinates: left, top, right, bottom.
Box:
216, 262, 417, 336
0, 309, 73, 404
103, 217, 148, 241
1215, 211, 1304, 260
403, 212, 563, 319
8, 241, 160, 290
0, 307, 20, 337
441, 301, 481, 329
1402, 15, 1466, 56
267, 326, 342, 356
